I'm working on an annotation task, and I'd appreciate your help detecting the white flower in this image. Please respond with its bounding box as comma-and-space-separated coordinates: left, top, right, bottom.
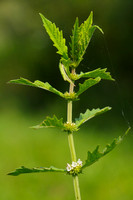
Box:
72, 161, 77, 168
66, 159, 83, 174
66, 163, 72, 171
77, 159, 82, 166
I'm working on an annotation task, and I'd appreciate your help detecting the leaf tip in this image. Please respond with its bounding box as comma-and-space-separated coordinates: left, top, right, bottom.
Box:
90, 11, 93, 17
125, 127, 131, 136
30, 125, 42, 129
7, 79, 19, 84
108, 106, 112, 110
7, 172, 17, 176
39, 13, 46, 24
94, 25, 104, 34
39, 13, 43, 18
98, 27, 104, 34
7, 80, 11, 84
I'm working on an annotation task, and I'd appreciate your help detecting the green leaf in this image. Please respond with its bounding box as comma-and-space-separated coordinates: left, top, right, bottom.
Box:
59, 63, 74, 86
60, 57, 71, 76
31, 115, 64, 129
39, 13, 68, 60
70, 12, 103, 66
9, 78, 64, 98
77, 68, 114, 81
75, 107, 111, 127
76, 77, 101, 96
8, 166, 66, 176
78, 15, 103, 64
70, 17, 80, 63
82, 127, 131, 169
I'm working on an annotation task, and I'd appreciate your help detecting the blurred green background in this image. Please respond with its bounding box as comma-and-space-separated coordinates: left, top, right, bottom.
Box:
0, 0, 133, 199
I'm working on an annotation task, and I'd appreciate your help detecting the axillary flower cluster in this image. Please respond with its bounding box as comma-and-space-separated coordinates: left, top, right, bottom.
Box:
63, 122, 78, 132
66, 159, 83, 175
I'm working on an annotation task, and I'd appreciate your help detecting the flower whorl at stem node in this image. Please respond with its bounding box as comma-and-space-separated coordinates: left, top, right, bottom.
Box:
66, 159, 83, 176
63, 92, 78, 101
63, 122, 79, 133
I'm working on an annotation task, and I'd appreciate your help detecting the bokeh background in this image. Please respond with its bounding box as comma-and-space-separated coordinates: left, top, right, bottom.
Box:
0, 0, 133, 199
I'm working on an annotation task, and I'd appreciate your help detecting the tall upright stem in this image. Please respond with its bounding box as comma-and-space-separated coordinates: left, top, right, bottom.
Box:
67, 68, 81, 200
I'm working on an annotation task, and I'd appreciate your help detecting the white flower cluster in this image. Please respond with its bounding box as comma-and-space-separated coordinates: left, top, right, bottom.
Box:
66, 159, 82, 175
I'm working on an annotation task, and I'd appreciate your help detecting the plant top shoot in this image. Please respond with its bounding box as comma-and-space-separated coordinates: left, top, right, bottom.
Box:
8, 11, 130, 200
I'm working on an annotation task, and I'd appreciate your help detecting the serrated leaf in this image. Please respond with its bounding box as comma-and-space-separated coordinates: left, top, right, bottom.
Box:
82, 128, 131, 169
39, 13, 68, 60
76, 77, 101, 96
8, 166, 66, 176
59, 63, 74, 86
9, 78, 64, 98
70, 12, 103, 66
32, 115, 64, 129
78, 68, 114, 81
75, 107, 111, 127
78, 18, 103, 64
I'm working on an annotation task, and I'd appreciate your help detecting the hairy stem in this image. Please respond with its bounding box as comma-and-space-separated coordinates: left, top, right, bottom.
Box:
67, 68, 81, 200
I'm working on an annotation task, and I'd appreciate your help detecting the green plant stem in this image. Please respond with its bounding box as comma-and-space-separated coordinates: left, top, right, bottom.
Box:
67, 68, 81, 200
73, 176, 81, 200
68, 130, 76, 162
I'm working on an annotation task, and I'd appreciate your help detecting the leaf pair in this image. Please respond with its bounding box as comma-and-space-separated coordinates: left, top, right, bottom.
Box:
8, 128, 130, 176
40, 12, 103, 73
32, 107, 111, 130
